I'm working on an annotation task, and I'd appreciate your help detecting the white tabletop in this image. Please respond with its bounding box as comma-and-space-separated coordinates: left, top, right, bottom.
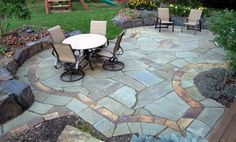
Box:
62, 34, 107, 50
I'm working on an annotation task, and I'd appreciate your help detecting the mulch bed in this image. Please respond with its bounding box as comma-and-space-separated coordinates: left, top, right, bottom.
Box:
4, 115, 132, 142
194, 68, 236, 107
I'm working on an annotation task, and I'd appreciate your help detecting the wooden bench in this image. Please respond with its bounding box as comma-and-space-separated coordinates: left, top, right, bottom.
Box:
45, 0, 72, 14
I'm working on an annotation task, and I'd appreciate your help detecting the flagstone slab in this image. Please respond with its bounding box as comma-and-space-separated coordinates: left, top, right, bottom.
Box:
145, 92, 190, 121
128, 122, 142, 134
185, 87, 205, 101
3, 111, 41, 133
79, 108, 103, 125
66, 99, 88, 115
135, 81, 173, 109
98, 97, 134, 116
187, 119, 211, 137
29, 101, 53, 114
93, 118, 115, 137
44, 95, 73, 106
141, 122, 166, 135
113, 123, 130, 136
170, 59, 189, 68
126, 70, 164, 87
110, 86, 136, 108
197, 107, 224, 127
112, 75, 145, 92
201, 99, 224, 107
123, 60, 149, 71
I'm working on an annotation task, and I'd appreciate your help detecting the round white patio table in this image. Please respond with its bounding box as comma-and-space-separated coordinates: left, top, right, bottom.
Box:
63, 34, 107, 50
63, 34, 107, 70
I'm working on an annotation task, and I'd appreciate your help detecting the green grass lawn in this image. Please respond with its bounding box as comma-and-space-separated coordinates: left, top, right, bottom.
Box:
9, 2, 123, 39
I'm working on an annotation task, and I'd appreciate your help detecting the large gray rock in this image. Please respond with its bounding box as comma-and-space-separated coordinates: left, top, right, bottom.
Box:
6, 60, 18, 74
27, 41, 43, 57
0, 67, 13, 81
0, 80, 34, 110
0, 93, 23, 124
13, 47, 29, 66
57, 125, 103, 142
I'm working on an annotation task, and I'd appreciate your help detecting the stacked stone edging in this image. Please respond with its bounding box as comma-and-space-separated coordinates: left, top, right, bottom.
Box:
112, 9, 208, 29
0, 35, 53, 124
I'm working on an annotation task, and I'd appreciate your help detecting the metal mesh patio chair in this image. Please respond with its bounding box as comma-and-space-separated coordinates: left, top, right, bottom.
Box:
97, 30, 125, 71
48, 25, 65, 43
181, 9, 202, 35
90, 20, 109, 50
155, 8, 174, 32
52, 43, 84, 82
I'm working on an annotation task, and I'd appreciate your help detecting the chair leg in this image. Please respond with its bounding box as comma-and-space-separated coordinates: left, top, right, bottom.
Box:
181, 24, 184, 33
159, 21, 161, 32
199, 20, 202, 32
154, 18, 158, 28
172, 24, 174, 32
194, 25, 197, 35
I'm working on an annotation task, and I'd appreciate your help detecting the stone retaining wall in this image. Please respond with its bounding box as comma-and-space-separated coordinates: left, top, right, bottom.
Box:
0, 36, 53, 124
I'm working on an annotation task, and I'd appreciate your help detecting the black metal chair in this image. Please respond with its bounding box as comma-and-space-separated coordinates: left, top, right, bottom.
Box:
97, 30, 125, 71
52, 43, 84, 82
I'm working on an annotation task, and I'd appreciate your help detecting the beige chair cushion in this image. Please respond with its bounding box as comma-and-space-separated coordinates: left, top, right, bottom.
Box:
90, 20, 107, 36
158, 8, 170, 21
48, 25, 65, 43
188, 9, 202, 22
53, 43, 76, 63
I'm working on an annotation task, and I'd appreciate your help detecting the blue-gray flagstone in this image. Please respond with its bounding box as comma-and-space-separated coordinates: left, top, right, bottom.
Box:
126, 70, 164, 87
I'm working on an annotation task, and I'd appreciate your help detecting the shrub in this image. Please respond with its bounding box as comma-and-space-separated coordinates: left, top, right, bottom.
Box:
208, 10, 236, 69
128, 0, 157, 10
0, 0, 31, 35
169, 4, 208, 17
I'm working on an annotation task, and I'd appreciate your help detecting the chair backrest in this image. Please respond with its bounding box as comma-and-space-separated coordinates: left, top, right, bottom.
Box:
158, 8, 170, 20
188, 9, 202, 22
52, 43, 76, 64
90, 20, 107, 36
48, 25, 65, 43
113, 30, 125, 55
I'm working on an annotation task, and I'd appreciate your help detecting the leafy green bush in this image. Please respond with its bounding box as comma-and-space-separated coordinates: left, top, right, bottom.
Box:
0, 0, 31, 35
208, 10, 236, 69
169, 4, 208, 17
128, 0, 158, 10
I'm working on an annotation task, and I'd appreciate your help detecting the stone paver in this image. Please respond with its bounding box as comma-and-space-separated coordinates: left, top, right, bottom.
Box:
127, 122, 142, 134
3, 111, 41, 133
93, 118, 115, 137
187, 119, 211, 137
197, 107, 224, 127
110, 86, 136, 108
44, 95, 73, 106
113, 123, 130, 136
141, 122, 166, 135
145, 91, 190, 121
5, 27, 227, 139
79, 108, 103, 125
29, 101, 53, 114
126, 70, 164, 87
66, 99, 88, 115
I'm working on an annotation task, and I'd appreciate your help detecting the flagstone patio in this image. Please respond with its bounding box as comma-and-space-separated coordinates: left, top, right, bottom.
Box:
1, 26, 227, 139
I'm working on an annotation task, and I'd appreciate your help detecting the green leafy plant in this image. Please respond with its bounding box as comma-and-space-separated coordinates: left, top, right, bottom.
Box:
208, 10, 236, 69
128, 0, 158, 10
0, 0, 31, 35
0, 45, 8, 54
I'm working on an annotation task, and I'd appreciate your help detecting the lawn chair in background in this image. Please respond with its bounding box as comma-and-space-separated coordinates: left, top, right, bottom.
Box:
52, 43, 84, 82
155, 8, 174, 32
48, 25, 66, 66
97, 30, 125, 71
181, 9, 202, 35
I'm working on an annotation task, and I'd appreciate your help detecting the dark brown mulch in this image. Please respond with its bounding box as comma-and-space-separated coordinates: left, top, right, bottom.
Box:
194, 68, 236, 107
3, 114, 132, 142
